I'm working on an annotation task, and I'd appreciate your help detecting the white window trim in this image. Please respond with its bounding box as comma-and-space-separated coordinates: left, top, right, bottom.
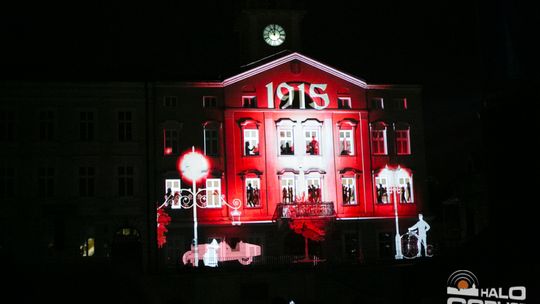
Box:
206, 178, 221, 208
243, 129, 259, 156
245, 177, 261, 208
339, 129, 355, 155
342, 176, 357, 205
371, 128, 387, 155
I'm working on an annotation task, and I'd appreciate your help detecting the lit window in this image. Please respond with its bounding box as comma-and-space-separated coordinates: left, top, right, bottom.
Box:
118, 166, 134, 197
0, 109, 15, 141
39, 110, 54, 141
278, 128, 294, 155
165, 179, 181, 208
245, 177, 261, 208
395, 129, 411, 155
280, 176, 295, 203
305, 176, 322, 203
341, 177, 356, 205
206, 178, 221, 208
38, 167, 55, 198
164, 129, 180, 155
397, 171, 414, 203
338, 97, 351, 109
203, 96, 217, 108
118, 111, 133, 141
370, 122, 387, 155
371, 98, 384, 110
304, 129, 320, 155
80, 111, 94, 141
0, 167, 15, 198
79, 166, 95, 197
242, 96, 257, 108
204, 128, 219, 156
375, 176, 389, 204
243, 129, 259, 156
163, 96, 178, 107
339, 130, 354, 155
80, 238, 95, 257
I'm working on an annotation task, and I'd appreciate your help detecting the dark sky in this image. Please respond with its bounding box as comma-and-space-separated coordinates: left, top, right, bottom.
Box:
1, 0, 537, 201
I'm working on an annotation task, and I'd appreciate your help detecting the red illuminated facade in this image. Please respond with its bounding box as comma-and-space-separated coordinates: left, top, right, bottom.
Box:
157, 52, 427, 264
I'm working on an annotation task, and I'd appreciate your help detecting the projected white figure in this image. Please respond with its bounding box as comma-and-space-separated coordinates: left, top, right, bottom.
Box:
203, 239, 220, 267
408, 213, 431, 257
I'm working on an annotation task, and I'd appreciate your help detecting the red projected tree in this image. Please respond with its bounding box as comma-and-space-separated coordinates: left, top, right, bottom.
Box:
157, 208, 171, 248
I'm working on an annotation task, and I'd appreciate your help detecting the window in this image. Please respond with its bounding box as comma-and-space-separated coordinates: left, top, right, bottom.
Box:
164, 129, 180, 155
163, 96, 178, 107
243, 129, 259, 156
280, 176, 295, 203
341, 177, 356, 205
370, 122, 387, 155
39, 110, 54, 141
305, 176, 322, 203
118, 166, 134, 197
395, 126, 411, 155
165, 179, 181, 208
242, 96, 257, 108
397, 172, 414, 203
304, 129, 320, 155
374, 167, 414, 204
371, 98, 384, 110
79, 166, 95, 197
339, 130, 354, 155
80, 238, 95, 257
278, 129, 294, 155
203, 96, 217, 108
0, 109, 15, 141
338, 97, 351, 109
204, 128, 219, 156
80, 111, 94, 141
118, 111, 133, 141
0, 167, 15, 198
38, 167, 55, 198
393, 98, 408, 110
206, 178, 221, 208
245, 177, 261, 207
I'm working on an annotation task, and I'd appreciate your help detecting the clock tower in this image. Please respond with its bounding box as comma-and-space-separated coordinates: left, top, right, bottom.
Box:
236, 8, 305, 63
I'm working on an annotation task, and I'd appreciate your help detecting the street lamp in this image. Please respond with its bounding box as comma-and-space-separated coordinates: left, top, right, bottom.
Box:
164, 146, 242, 267
394, 166, 403, 260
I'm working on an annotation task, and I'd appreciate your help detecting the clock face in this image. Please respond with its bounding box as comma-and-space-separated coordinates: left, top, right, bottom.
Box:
263, 24, 286, 46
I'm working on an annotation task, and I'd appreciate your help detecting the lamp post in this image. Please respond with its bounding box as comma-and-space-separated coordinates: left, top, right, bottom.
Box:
178, 146, 209, 267
394, 167, 403, 260
164, 146, 242, 267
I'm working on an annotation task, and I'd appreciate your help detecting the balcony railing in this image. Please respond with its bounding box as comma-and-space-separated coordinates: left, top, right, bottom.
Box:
274, 202, 335, 220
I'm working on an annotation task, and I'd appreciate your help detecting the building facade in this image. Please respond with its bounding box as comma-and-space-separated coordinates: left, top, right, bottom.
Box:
1, 52, 427, 270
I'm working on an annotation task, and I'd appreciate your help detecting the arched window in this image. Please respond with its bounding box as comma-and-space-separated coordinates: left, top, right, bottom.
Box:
238, 118, 261, 156
370, 121, 388, 155
302, 118, 323, 156
337, 118, 358, 156
339, 168, 362, 205
374, 166, 414, 205
240, 169, 263, 208
278, 169, 299, 203
304, 168, 326, 203
394, 122, 411, 155
276, 118, 296, 156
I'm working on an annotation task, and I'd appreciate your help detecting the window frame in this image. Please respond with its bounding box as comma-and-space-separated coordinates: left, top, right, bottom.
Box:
203, 96, 217, 108
370, 122, 388, 155
205, 178, 222, 208
341, 176, 357, 205
245, 177, 261, 208
394, 125, 411, 155
203, 123, 220, 157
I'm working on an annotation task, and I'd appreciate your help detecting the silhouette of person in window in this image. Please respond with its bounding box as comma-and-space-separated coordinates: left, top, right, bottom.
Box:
245, 141, 254, 156
282, 142, 293, 155
253, 186, 259, 206
288, 186, 293, 203
408, 214, 431, 257
400, 186, 407, 203
282, 187, 288, 203
405, 181, 411, 202
307, 136, 319, 155
315, 185, 321, 203
247, 183, 254, 207
376, 184, 383, 204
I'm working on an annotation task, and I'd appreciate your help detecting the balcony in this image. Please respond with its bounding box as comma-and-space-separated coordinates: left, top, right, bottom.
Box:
274, 202, 335, 220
